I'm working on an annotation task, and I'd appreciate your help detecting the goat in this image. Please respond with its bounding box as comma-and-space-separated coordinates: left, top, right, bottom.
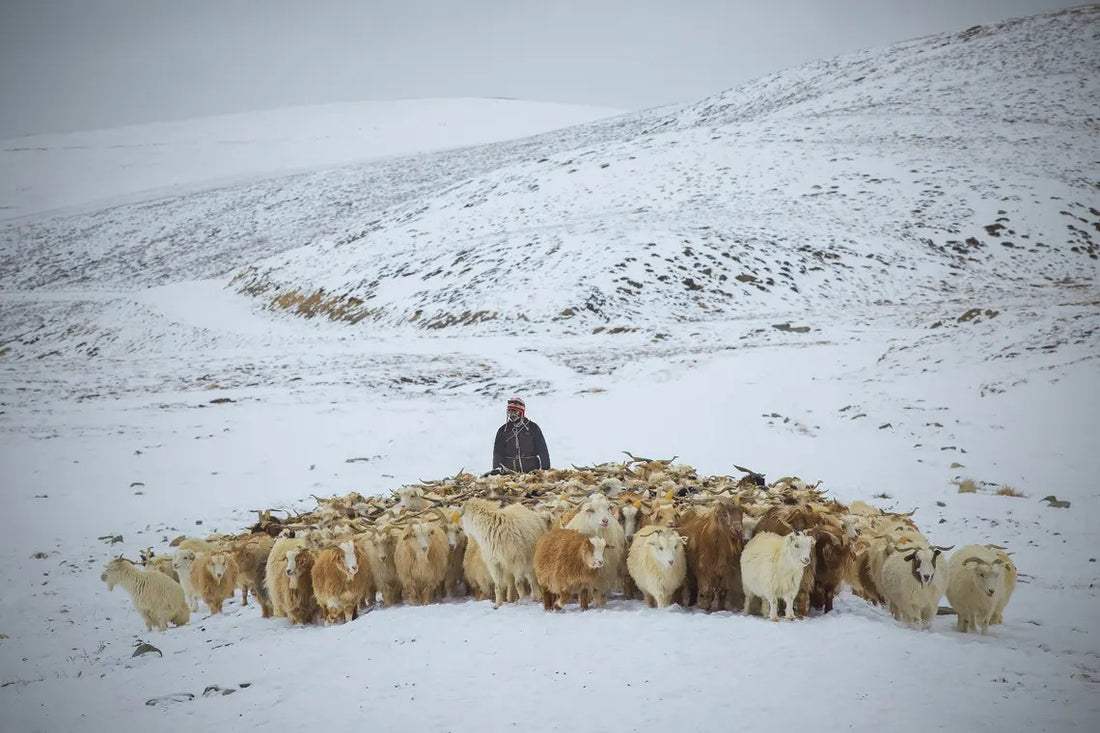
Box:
101, 557, 189, 631
189, 550, 239, 614
626, 526, 687, 608
312, 538, 372, 624
741, 531, 815, 621
946, 545, 1010, 634
880, 544, 953, 630
564, 493, 625, 608
461, 498, 545, 608
534, 528, 608, 611
394, 521, 449, 605
677, 498, 744, 612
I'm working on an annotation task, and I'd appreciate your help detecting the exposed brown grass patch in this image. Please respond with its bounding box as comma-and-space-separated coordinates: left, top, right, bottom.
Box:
996, 486, 1027, 498
955, 478, 979, 493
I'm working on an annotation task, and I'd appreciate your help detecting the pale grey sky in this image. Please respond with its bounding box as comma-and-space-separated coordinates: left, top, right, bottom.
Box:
0, 0, 1083, 138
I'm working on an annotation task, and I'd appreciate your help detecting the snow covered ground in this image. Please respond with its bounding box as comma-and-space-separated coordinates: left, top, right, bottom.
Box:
1, 6, 1098, 733
0, 98, 624, 221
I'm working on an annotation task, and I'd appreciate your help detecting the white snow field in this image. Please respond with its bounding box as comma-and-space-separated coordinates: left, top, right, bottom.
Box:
0, 98, 625, 221
1, 6, 1098, 733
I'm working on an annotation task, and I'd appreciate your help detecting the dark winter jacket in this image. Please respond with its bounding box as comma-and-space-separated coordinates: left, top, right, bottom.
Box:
492, 418, 550, 473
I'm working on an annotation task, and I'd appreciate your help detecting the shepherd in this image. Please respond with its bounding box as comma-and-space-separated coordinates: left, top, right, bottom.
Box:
492, 396, 550, 474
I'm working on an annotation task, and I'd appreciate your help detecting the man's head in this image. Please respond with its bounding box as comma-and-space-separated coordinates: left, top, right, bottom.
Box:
506, 396, 525, 422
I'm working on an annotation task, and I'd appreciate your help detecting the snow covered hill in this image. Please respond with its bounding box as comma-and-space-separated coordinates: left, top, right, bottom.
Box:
0, 6, 1097, 733
0, 98, 625, 221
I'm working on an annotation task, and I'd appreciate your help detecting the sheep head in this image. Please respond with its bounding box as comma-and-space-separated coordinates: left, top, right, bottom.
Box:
585, 536, 608, 570
645, 529, 684, 569
338, 539, 358, 577
963, 557, 1004, 597
784, 531, 815, 567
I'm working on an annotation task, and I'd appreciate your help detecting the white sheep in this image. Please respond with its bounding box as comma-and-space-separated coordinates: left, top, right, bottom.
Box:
740, 530, 814, 621
626, 525, 687, 608
946, 545, 1011, 634
101, 557, 190, 631
880, 544, 953, 629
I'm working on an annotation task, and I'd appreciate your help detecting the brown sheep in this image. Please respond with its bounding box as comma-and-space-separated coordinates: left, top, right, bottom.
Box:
284, 546, 319, 625
534, 528, 608, 611
367, 525, 403, 607
440, 515, 468, 598
394, 522, 448, 606
311, 539, 372, 624
189, 550, 240, 614
233, 533, 274, 611
677, 499, 744, 612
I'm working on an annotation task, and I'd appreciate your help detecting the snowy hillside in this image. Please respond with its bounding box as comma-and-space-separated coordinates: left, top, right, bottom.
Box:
0, 98, 625, 221
0, 6, 1098, 733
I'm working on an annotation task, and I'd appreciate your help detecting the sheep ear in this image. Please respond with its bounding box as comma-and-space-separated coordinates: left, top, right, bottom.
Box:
904, 552, 918, 562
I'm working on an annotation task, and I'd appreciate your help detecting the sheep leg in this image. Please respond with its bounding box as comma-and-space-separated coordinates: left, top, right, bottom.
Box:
241, 586, 249, 606
765, 596, 779, 621
743, 591, 756, 616
783, 592, 797, 620
643, 592, 656, 609
542, 587, 555, 611
579, 588, 590, 611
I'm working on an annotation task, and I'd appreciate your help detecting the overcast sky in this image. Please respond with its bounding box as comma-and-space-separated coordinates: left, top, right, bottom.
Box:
0, 0, 1082, 138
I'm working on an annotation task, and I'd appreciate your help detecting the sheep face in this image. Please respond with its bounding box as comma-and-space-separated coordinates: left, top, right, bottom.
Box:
579, 495, 614, 530
374, 530, 399, 563
172, 549, 196, 574
905, 547, 943, 585
587, 537, 608, 569
209, 552, 231, 581
338, 540, 358, 577
621, 505, 640, 539
284, 549, 303, 588
785, 532, 815, 567
397, 486, 425, 509
443, 522, 463, 551
965, 558, 1004, 598
408, 523, 434, 554
647, 531, 686, 568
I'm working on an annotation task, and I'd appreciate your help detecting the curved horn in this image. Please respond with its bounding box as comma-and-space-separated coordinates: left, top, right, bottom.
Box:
932, 544, 954, 552
963, 557, 990, 566
902, 508, 918, 517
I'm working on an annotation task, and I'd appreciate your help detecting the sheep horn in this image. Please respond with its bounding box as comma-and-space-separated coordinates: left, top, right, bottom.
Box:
932, 544, 954, 552
902, 508, 918, 517
984, 544, 1008, 550
963, 557, 990, 566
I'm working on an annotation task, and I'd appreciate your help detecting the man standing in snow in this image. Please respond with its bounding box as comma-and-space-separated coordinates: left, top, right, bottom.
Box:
492, 397, 550, 473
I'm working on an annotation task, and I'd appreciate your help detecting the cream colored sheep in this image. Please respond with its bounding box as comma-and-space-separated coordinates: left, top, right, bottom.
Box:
626, 526, 687, 608
101, 557, 189, 631
172, 549, 201, 612
189, 550, 239, 614
461, 498, 546, 608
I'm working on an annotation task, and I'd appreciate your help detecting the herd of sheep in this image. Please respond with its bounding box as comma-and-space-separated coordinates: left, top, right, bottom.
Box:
100, 457, 1017, 635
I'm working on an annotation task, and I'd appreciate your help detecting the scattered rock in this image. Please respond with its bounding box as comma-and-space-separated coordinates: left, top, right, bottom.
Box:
772, 322, 811, 333
209, 397, 234, 405
203, 684, 236, 697
1040, 495, 1071, 508
936, 501, 946, 507
97, 534, 123, 545
31, 552, 48, 560
145, 693, 194, 706
133, 642, 162, 658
